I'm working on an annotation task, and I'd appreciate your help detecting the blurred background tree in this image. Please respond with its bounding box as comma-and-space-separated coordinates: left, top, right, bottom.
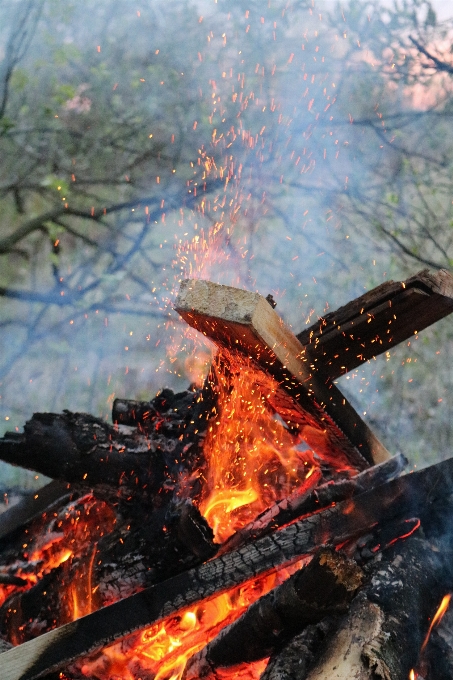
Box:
0, 0, 452, 488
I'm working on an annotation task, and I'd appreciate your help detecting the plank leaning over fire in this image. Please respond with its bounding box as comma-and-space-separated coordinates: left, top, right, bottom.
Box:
297, 268, 453, 381
175, 278, 390, 468
1, 455, 453, 680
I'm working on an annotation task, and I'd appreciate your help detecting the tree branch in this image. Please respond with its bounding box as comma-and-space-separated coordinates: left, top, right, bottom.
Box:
409, 36, 453, 75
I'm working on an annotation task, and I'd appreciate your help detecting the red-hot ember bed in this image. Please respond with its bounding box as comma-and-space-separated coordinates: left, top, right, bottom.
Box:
0, 270, 453, 680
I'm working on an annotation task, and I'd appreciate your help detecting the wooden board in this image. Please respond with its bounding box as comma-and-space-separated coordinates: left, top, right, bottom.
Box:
0, 481, 70, 541
1, 454, 452, 680
296, 268, 453, 380
175, 279, 390, 468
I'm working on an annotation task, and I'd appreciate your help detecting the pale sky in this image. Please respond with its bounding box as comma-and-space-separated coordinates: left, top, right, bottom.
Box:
431, 0, 453, 21
319, 0, 452, 21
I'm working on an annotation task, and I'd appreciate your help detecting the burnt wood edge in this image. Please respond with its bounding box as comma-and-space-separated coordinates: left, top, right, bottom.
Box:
182, 548, 363, 678
219, 452, 408, 555
296, 268, 453, 379
0, 481, 72, 541
2, 455, 453, 680
175, 279, 390, 467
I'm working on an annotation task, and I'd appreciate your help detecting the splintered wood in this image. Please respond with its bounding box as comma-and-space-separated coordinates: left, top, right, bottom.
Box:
175, 278, 391, 469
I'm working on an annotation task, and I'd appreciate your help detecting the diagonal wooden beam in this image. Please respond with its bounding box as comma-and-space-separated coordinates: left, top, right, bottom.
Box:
0, 481, 71, 541
175, 279, 390, 468
1, 455, 452, 680
297, 268, 453, 381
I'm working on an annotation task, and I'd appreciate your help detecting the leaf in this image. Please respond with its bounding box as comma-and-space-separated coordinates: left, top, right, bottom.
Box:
44, 222, 65, 241
10, 69, 29, 92
0, 117, 15, 132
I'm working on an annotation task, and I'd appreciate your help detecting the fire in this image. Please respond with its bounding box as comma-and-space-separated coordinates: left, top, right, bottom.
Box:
76, 564, 304, 680
70, 363, 318, 680
0, 494, 115, 627
410, 593, 452, 679
420, 593, 451, 653
68, 350, 320, 679
198, 352, 318, 543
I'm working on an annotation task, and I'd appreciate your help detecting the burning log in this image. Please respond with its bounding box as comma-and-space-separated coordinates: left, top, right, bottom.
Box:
175, 278, 390, 469
220, 452, 407, 554
1, 455, 452, 680
182, 547, 363, 679
296, 268, 453, 381
298, 534, 453, 680
0, 271, 452, 680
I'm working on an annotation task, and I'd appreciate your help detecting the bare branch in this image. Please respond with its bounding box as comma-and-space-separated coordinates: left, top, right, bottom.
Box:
409, 36, 453, 75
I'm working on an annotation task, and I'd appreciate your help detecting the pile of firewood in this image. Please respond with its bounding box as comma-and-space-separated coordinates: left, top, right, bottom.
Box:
0, 269, 452, 680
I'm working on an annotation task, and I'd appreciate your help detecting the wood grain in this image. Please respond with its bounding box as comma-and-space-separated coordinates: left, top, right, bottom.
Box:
297, 268, 453, 381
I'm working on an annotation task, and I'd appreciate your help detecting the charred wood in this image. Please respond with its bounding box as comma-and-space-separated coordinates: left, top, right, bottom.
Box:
299, 532, 453, 680
182, 548, 362, 679
0, 481, 72, 542
0, 387, 212, 503
112, 387, 201, 428
0, 411, 166, 494
2, 456, 453, 680
360, 535, 453, 680
220, 453, 407, 554
260, 619, 339, 680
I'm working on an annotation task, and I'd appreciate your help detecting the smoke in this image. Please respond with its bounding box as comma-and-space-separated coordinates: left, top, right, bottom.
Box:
0, 0, 452, 489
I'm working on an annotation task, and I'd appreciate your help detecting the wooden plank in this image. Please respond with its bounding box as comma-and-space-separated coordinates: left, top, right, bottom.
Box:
0, 481, 70, 541
296, 268, 453, 380
175, 279, 390, 468
1, 454, 452, 680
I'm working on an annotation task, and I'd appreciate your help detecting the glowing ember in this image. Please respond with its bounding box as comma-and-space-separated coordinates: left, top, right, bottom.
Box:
75, 563, 304, 680
0, 494, 116, 639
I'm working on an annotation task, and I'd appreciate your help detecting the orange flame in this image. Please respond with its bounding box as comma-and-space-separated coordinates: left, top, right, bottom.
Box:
199, 353, 317, 543
0, 495, 115, 623
77, 563, 305, 680
421, 593, 452, 653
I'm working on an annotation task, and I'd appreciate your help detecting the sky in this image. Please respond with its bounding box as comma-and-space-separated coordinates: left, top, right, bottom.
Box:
320, 0, 453, 21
